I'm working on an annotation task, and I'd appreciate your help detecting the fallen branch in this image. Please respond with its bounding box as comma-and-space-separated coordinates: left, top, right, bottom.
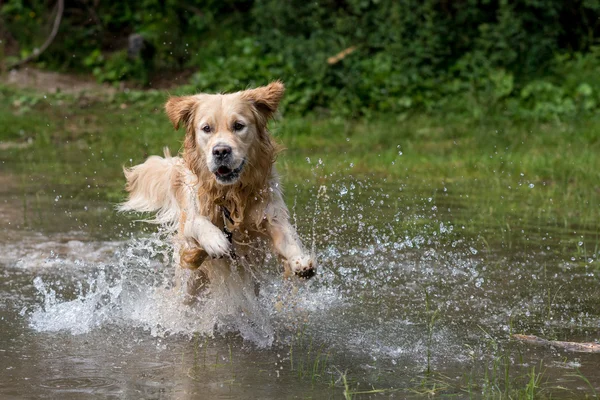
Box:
512, 334, 600, 353
327, 46, 356, 65
8, 0, 64, 70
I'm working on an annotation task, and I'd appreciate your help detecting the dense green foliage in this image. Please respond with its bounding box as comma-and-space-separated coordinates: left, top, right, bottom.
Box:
3, 0, 600, 118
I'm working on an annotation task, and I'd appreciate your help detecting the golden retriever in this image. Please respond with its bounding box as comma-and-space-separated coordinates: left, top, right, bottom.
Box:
119, 81, 315, 296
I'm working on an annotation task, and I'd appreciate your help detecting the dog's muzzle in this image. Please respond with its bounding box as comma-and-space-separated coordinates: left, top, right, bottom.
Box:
210, 144, 245, 184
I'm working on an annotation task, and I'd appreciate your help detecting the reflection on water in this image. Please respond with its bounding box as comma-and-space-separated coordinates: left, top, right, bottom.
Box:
1, 173, 599, 398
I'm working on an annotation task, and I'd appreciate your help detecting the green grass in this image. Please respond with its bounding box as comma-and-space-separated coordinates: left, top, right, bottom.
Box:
1, 84, 599, 257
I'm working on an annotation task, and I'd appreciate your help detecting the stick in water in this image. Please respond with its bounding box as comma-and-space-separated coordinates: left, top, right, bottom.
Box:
513, 334, 600, 353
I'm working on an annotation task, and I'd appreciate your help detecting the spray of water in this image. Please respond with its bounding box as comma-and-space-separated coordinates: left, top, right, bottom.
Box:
25, 175, 484, 368
27, 233, 336, 347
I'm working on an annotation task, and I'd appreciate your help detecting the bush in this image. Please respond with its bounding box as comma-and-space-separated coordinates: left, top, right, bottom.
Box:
3, 0, 600, 118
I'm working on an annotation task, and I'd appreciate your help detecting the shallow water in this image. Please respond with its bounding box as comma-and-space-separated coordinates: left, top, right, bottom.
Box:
1, 170, 599, 399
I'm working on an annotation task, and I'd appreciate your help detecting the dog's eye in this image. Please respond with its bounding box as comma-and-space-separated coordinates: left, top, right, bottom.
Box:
233, 122, 245, 131
202, 125, 211, 133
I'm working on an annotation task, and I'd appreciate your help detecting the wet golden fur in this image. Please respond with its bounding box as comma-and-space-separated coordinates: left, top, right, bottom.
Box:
177, 93, 282, 228
120, 82, 315, 291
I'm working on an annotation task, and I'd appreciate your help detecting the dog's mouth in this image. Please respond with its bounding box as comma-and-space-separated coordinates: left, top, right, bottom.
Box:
216, 166, 232, 175
213, 160, 245, 184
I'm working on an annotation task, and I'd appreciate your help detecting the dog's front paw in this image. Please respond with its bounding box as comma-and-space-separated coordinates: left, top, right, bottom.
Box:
199, 226, 231, 258
289, 254, 316, 279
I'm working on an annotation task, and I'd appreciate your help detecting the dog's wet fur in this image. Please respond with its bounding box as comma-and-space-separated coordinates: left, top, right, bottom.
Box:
120, 82, 315, 295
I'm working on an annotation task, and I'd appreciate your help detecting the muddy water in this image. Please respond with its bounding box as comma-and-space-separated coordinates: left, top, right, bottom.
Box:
1, 170, 599, 399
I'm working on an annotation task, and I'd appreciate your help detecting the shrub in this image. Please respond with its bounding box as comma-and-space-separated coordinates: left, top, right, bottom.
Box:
2, 0, 600, 118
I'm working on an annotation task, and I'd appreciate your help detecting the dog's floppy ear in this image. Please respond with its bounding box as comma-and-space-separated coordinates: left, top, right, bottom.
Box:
241, 81, 285, 120
165, 96, 198, 130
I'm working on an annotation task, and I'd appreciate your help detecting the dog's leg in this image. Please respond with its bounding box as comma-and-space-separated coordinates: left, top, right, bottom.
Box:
185, 268, 210, 303
266, 219, 315, 279
176, 164, 232, 260
183, 216, 231, 258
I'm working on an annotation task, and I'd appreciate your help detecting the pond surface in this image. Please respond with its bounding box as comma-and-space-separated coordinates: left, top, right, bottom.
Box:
1, 168, 599, 399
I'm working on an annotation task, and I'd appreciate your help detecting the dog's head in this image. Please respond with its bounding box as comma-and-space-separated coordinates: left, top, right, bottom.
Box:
165, 82, 284, 186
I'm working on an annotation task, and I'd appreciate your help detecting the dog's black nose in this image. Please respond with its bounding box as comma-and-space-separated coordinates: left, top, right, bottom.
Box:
212, 145, 232, 160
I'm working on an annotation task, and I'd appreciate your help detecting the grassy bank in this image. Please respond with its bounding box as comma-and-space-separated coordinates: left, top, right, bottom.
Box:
1, 85, 599, 259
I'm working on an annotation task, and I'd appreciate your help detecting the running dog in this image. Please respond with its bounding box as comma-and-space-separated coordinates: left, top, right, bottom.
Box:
120, 81, 315, 295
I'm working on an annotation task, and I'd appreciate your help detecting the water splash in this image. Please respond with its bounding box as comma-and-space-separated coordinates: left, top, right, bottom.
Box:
28, 234, 344, 348
26, 176, 484, 365
31, 268, 122, 335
